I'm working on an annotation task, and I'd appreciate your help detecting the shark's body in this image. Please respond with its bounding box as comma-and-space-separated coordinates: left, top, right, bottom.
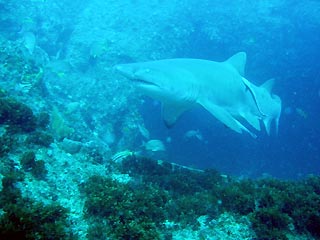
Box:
115, 52, 281, 137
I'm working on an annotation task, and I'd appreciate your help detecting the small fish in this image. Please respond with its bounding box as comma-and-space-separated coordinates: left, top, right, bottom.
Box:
111, 150, 134, 162
296, 108, 307, 119
18, 81, 33, 93
145, 139, 166, 152
18, 67, 43, 93
90, 41, 108, 59
46, 60, 71, 77
184, 129, 203, 141
138, 124, 150, 139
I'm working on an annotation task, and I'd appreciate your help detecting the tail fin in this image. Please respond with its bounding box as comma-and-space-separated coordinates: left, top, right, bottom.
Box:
242, 77, 282, 135
263, 94, 281, 135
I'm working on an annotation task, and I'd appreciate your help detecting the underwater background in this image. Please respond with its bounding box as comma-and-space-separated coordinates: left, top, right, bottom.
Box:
1, 0, 319, 179
0, 0, 320, 239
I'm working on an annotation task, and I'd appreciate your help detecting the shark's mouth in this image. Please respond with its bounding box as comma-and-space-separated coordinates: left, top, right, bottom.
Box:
133, 78, 158, 87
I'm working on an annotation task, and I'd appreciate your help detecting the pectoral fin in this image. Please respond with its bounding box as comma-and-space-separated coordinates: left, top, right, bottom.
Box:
201, 100, 257, 138
162, 102, 191, 128
241, 112, 261, 131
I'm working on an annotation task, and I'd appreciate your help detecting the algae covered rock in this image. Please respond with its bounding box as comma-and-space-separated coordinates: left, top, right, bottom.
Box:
82, 175, 166, 239
20, 151, 47, 180
0, 133, 14, 157
0, 173, 72, 239
50, 107, 74, 140
26, 131, 54, 147
60, 138, 82, 154
0, 97, 37, 133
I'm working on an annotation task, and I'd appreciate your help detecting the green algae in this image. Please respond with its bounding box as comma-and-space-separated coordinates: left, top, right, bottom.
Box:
51, 106, 74, 140
26, 131, 54, 147
0, 133, 15, 157
20, 151, 47, 180
0, 38, 45, 93
106, 156, 320, 239
81, 175, 166, 239
0, 170, 73, 239
0, 97, 37, 133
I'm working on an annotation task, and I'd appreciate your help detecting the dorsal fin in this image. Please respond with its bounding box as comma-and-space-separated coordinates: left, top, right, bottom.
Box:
261, 78, 274, 93
226, 52, 247, 76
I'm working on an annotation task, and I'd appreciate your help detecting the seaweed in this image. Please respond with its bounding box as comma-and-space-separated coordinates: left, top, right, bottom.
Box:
306, 214, 320, 237
0, 167, 73, 239
1, 137, 319, 239
37, 112, 50, 129
121, 156, 224, 195
50, 106, 74, 140
250, 207, 290, 240
117, 156, 320, 239
82, 175, 166, 239
0, 133, 15, 157
220, 180, 256, 215
20, 151, 47, 180
0, 97, 37, 133
26, 131, 54, 147
20, 151, 37, 170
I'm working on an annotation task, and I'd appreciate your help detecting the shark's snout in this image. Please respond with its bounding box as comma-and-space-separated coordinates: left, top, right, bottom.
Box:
114, 64, 134, 78
115, 65, 154, 85
115, 63, 161, 94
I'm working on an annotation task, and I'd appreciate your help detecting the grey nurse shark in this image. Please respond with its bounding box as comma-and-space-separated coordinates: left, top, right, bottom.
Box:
115, 52, 281, 138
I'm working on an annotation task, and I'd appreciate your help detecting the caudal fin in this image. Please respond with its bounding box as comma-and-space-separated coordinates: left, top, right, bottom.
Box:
263, 94, 281, 135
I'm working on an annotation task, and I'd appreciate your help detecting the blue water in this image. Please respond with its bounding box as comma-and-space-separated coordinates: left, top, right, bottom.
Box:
1, 0, 320, 179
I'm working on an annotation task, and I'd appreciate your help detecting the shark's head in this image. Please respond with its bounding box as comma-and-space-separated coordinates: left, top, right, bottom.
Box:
115, 61, 194, 102
115, 63, 163, 92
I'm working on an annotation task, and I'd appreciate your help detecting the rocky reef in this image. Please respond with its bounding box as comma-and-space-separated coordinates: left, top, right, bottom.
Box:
0, 98, 319, 239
